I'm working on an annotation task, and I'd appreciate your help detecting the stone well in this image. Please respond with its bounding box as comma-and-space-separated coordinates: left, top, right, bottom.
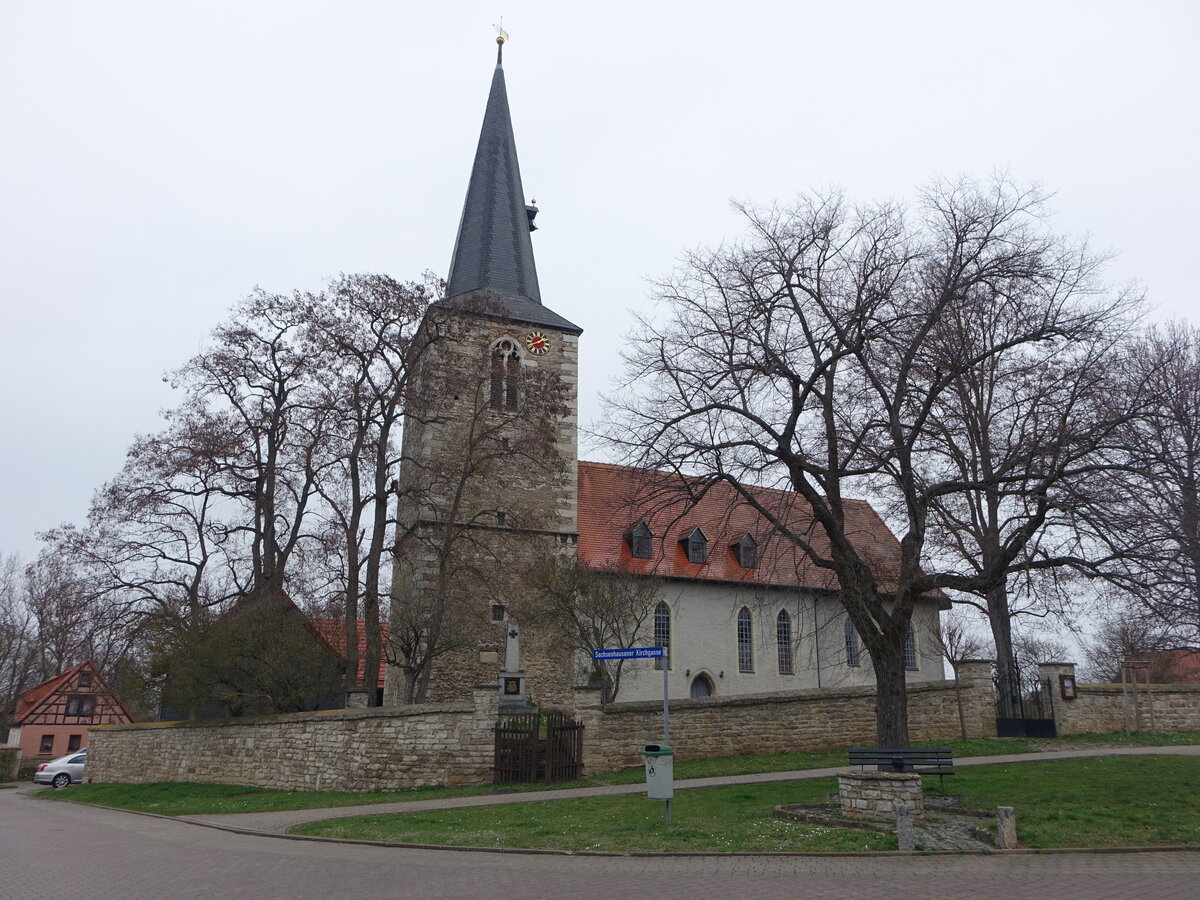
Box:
837, 769, 925, 822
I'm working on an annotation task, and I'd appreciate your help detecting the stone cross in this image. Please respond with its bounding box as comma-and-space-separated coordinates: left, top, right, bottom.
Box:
505, 619, 521, 673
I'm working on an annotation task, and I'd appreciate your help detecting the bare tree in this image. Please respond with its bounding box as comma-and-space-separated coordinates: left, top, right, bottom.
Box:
305, 273, 434, 700
931, 605, 989, 738
0, 554, 38, 737
1078, 322, 1200, 643
1010, 628, 1071, 675
53, 418, 242, 629
916, 266, 1141, 708
933, 606, 990, 674
1081, 598, 1176, 683
607, 177, 1138, 746
525, 560, 662, 702
170, 288, 334, 601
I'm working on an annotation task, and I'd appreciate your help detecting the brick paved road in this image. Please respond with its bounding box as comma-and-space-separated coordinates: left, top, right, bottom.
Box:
3, 785, 1198, 899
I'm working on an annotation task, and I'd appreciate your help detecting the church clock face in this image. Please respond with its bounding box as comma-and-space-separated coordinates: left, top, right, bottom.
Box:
525, 331, 550, 355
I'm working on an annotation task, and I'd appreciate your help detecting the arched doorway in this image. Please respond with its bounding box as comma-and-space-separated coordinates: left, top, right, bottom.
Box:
690, 673, 715, 698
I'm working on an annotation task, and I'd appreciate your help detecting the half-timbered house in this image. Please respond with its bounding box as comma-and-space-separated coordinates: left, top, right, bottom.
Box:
7, 661, 133, 762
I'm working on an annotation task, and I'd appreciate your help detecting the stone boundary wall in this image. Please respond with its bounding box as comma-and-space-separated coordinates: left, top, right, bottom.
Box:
577, 663, 995, 774
87, 687, 500, 792
1038, 662, 1200, 736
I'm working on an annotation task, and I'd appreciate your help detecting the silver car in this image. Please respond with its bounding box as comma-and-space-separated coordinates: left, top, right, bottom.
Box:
33, 748, 87, 788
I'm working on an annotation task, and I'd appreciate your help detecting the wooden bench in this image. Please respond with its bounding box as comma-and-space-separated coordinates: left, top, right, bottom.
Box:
848, 747, 955, 791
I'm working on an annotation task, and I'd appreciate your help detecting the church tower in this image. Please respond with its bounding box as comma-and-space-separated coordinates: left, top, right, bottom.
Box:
384, 38, 582, 707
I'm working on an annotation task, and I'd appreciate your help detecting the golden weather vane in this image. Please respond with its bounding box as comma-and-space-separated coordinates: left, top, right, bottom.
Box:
493, 19, 509, 63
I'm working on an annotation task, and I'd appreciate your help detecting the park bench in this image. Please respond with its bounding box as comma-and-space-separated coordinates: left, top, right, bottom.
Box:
848, 747, 955, 792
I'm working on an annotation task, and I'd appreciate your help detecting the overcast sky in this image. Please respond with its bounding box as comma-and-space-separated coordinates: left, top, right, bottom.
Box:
1, 1, 1197, 563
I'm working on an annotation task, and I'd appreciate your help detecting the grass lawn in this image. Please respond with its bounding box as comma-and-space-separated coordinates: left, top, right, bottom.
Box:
42, 730, 1200, 819
295, 779, 894, 853
950, 755, 1200, 848
291, 755, 1200, 852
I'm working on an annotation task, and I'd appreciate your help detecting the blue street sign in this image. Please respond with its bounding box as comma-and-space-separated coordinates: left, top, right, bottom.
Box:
593, 647, 665, 660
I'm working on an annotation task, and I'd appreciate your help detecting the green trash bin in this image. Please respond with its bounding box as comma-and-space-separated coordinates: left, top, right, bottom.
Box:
644, 744, 674, 799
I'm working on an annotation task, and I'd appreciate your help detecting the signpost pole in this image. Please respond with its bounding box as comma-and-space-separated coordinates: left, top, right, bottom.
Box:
663, 659, 670, 826
592, 646, 672, 827
662, 657, 670, 746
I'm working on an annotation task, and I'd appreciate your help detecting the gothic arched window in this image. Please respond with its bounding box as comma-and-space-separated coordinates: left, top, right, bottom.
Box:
654, 600, 671, 670
904, 624, 918, 670
489, 339, 521, 411
737, 607, 754, 672
844, 617, 861, 667
776, 609, 793, 674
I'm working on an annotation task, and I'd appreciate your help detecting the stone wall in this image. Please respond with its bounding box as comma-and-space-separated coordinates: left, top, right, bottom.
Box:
837, 770, 925, 821
1038, 662, 1200, 736
384, 310, 580, 710
86, 687, 499, 792
577, 663, 996, 774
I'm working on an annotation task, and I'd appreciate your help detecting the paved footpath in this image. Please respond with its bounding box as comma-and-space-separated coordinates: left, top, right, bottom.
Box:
184, 743, 1200, 835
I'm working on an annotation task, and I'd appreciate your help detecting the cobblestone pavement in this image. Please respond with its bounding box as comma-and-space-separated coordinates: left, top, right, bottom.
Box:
914, 811, 995, 851
183, 742, 1200, 835
3, 786, 1199, 900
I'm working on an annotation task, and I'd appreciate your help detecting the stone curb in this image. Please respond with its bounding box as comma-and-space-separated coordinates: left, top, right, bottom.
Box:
51, 801, 1200, 860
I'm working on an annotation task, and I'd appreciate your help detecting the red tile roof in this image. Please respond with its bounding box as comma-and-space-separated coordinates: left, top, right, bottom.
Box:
577, 461, 905, 592
14, 660, 134, 725
308, 619, 389, 688
14, 664, 81, 722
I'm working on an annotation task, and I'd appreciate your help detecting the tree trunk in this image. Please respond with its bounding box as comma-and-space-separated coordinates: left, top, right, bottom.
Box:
869, 639, 910, 748
986, 580, 1019, 718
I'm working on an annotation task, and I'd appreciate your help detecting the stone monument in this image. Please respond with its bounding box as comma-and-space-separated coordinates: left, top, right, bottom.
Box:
498, 619, 533, 713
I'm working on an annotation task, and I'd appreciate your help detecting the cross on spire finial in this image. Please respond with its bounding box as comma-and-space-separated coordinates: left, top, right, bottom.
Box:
494, 20, 508, 65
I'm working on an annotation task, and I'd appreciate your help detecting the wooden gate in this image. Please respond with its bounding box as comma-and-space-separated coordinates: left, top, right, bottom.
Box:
493, 710, 584, 783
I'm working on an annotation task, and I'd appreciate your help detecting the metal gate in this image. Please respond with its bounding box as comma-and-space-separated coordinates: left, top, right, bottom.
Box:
494, 709, 584, 783
994, 665, 1057, 738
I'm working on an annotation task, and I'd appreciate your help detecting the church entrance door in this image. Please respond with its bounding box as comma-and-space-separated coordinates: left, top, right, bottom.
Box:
690, 674, 714, 698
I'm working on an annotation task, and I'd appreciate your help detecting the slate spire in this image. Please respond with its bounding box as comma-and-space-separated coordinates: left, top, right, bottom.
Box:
443, 39, 581, 334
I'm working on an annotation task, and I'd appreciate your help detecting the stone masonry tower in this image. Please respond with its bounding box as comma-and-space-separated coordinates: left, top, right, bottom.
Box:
384, 38, 582, 707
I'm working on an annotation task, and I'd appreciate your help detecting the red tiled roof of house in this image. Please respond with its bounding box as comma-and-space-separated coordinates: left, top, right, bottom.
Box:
14, 660, 134, 725
576, 461, 906, 593
14, 663, 82, 722
308, 619, 389, 688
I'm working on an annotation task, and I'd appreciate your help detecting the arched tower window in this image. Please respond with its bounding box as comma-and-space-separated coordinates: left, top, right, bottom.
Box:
654, 600, 671, 670
844, 617, 861, 667
489, 339, 521, 411
737, 607, 754, 672
776, 609, 793, 674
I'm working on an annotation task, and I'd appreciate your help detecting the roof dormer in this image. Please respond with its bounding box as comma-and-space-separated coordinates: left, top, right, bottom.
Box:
681, 527, 709, 565
732, 533, 758, 568
628, 521, 654, 559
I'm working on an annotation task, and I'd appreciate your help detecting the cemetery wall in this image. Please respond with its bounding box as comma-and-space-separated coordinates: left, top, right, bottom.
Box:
86, 687, 499, 791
